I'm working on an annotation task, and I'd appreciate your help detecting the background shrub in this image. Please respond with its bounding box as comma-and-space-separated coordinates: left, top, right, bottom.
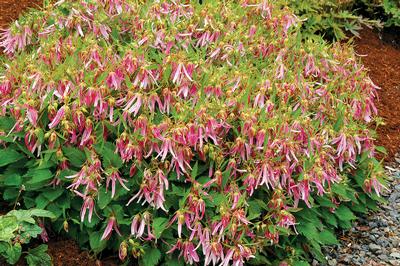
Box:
0, 0, 385, 265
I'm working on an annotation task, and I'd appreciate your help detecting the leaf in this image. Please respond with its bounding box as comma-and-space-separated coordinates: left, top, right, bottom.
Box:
318, 230, 339, 245
3, 174, 22, 187
62, 146, 86, 168
26, 245, 52, 266
293, 261, 310, 266
97, 187, 112, 209
321, 209, 338, 228
89, 231, 107, 253
164, 257, 184, 266
94, 142, 123, 169
335, 205, 356, 221
7, 209, 55, 225
191, 161, 199, 178
141, 247, 161, 266
4, 243, 22, 265
0, 215, 18, 242
152, 217, 169, 239
0, 148, 24, 167
248, 200, 262, 220
25, 169, 53, 185
35, 194, 50, 209
29, 209, 56, 219
43, 188, 64, 202
2, 188, 19, 201
375, 146, 387, 155
297, 223, 320, 242
19, 223, 43, 241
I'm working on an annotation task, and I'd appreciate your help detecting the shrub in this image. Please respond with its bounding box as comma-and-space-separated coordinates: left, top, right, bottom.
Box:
382, 0, 400, 27
288, 0, 381, 41
0, 0, 385, 265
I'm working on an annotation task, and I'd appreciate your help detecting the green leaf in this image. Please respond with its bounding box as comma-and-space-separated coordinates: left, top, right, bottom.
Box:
0, 215, 18, 242
29, 209, 56, 219
4, 174, 22, 187
6, 209, 55, 225
335, 205, 356, 221
19, 223, 43, 241
141, 247, 161, 266
297, 223, 320, 242
62, 146, 86, 168
3, 188, 19, 201
321, 209, 338, 228
0, 148, 24, 167
97, 187, 112, 209
35, 194, 50, 209
94, 142, 123, 169
293, 261, 310, 266
248, 200, 262, 220
375, 146, 387, 155
5, 243, 22, 265
43, 188, 64, 202
89, 231, 107, 253
318, 230, 339, 245
164, 257, 184, 266
26, 245, 52, 266
191, 161, 199, 178
153, 217, 169, 239
25, 169, 53, 185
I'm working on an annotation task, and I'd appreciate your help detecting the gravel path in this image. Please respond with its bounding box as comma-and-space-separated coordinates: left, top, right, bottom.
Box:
321, 155, 400, 266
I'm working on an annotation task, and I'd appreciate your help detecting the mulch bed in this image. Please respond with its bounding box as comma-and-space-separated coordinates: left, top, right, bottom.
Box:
0, 0, 42, 28
354, 27, 400, 160
0, 1, 399, 265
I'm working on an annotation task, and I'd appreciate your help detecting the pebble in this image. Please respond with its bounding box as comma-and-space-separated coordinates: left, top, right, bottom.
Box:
369, 243, 382, 252
390, 252, 400, 259
320, 155, 400, 266
327, 259, 337, 266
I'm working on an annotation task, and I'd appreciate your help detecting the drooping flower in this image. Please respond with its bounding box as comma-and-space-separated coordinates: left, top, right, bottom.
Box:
105, 169, 130, 198
101, 216, 122, 240
48, 106, 66, 129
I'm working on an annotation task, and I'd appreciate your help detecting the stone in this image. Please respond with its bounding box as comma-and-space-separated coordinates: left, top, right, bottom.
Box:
369, 243, 381, 252
390, 252, 400, 259
327, 259, 337, 266
378, 254, 389, 261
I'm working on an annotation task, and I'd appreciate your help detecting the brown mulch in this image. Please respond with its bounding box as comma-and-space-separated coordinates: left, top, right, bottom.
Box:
354, 28, 400, 160
46, 240, 100, 266
0, 0, 42, 28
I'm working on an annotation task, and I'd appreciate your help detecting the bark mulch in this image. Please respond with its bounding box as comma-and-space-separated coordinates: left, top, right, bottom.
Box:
0, 0, 42, 28
354, 27, 400, 161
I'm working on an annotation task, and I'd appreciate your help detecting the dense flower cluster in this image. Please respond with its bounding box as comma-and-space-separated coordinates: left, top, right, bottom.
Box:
0, 0, 384, 265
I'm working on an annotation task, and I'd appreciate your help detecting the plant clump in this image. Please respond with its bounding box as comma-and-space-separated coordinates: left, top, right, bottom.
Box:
0, 0, 385, 265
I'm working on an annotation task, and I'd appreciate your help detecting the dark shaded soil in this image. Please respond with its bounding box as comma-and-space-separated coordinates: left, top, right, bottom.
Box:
354, 27, 400, 160
46, 240, 99, 266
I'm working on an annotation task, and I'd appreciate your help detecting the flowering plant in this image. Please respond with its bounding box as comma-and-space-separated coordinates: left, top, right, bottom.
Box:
0, 0, 385, 265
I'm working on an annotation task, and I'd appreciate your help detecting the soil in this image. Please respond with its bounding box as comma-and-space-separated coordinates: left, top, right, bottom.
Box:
46, 240, 100, 266
0, 0, 42, 28
354, 27, 400, 160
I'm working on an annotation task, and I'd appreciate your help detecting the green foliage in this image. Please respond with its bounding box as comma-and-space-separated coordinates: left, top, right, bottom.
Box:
0, 209, 54, 265
288, 0, 380, 41
383, 0, 400, 26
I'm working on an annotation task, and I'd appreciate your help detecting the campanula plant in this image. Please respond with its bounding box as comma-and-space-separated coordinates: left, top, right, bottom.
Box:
0, 0, 386, 265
